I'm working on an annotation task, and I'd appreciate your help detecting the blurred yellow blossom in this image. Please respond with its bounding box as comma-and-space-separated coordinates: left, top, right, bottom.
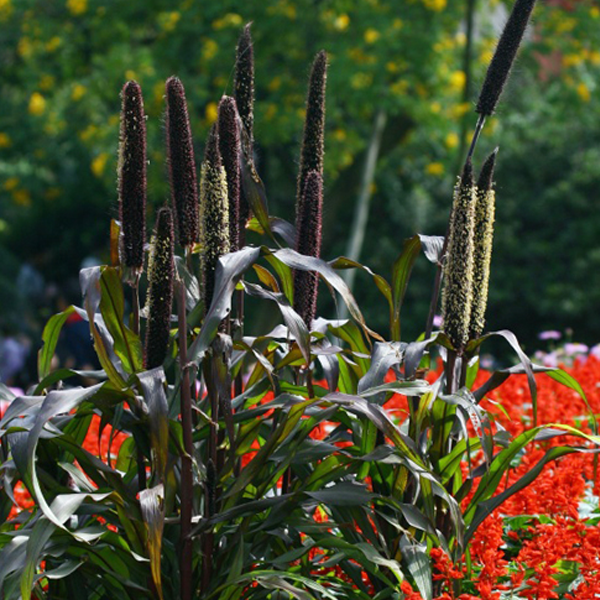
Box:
71, 83, 86, 101
79, 124, 97, 142
563, 53, 584, 68
29, 92, 46, 116
3, 177, 19, 190
212, 13, 242, 29
91, 153, 108, 177
386, 61, 399, 73
351, 72, 373, 89
333, 128, 346, 141
44, 187, 62, 201
202, 38, 218, 61
125, 70, 136, 81
158, 11, 180, 32
445, 132, 459, 149
555, 17, 576, 33
430, 102, 441, 113
45, 36, 61, 52
449, 102, 470, 119
39, 75, 55, 90
449, 70, 466, 92
205, 102, 218, 124
576, 82, 590, 103
0, 132, 11, 148
0, 0, 13, 21
265, 104, 277, 121
591, 6, 599, 18
422, 0, 446, 11
13, 189, 31, 206
66, 0, 87, 16
589, 51, 600, 66
391, 79, 408, 96
268, 76, 282, 92
393, 18, 403, 29
334, 14, 350, 30
18, 37, 34, 59
426, 162, 444, 176
364, 29, 380, 44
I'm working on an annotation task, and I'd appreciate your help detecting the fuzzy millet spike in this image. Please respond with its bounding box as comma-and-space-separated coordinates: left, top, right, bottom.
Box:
200, 127, 230, 312
234, 23, 255, 151
293, 170, 323, 329
144, 207, 174, 370
296, 51, 327, 226
441, 160, 477, 352
118, 80, 147, 271
476, 0, 537, 116
470, 150, 498, 339
218, 96, 242, 252
165, 76, 199, 249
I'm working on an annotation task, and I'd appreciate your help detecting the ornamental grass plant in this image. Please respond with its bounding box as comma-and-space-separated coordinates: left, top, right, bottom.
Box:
1, 2, 600, 599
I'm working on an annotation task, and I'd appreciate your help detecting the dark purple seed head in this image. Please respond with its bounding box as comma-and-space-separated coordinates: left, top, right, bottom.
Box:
165, 76, 199, 249
199, 126, 230, 313
476, 148, 499, 192
476, 0, 537, 116
296, 50, 327, 226
218, 96, 242, 252
118, 80, 147, 271
144, 207, 174, 370
234, 23, 255, 149
293, 170, 323, 329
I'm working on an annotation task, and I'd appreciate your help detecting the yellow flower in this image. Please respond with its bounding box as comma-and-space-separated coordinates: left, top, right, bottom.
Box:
28, 92, 46, 116
445, 132, 459, 149
449, 70, 466, 92
426, 162, 444, 176
91, 152, 108, 177
393, 18, 403, 29
202, 38, 218, 61
158, 11, 180, 32
351, 72, 373, 89
39, 75, 55, 90
334, 14, 350, 30
449, 102, 470, 119
12, 189, 31, 206
79, 124, 97, 142
265, 104, 277, 121
17, 37, 33, 59
212, 13, 243, 29
45, 36, 61, 52
563, 53, 583, 68
66, 0, 87, 16
71, 83, 86, 101
422, 0, 446, 11
125, 69, 136, 81
0, 132, 11, 148
430, 102, 441, 114
268, 76, 282, 92
576, 82, 591, 103
591, 6, 600, 18
205, 102, 218, 124
364, 28, 380, 44
589, 51, 600, 66
3, 177, 19, 190
0, 0, 13, 21
333, 128, 346, 141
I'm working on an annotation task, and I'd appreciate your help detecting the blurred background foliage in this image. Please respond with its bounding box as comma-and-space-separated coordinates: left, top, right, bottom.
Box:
0, 0, 599, 355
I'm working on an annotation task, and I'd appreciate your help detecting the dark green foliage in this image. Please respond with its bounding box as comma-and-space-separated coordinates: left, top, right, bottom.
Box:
293, 170, 323, 328
218, 96, 242, 253
118, 81, 147, 271
166, 77, 199, 249
476, 0, 537, 115
144, 207, 174, 369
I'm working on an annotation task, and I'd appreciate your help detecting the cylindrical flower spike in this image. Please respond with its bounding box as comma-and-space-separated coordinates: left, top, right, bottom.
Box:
118, 81, 147, 272
293, 170, 323, 329
218, 96, 242, 253
441, 160, 477, 352
470, 150, 498, 340
144, 207, 175, 370
234, 23, 255, 152
476, 0, 537, 116
296, 51, 327, 225
200, 127, 230, 312
165, 76, 199, 249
